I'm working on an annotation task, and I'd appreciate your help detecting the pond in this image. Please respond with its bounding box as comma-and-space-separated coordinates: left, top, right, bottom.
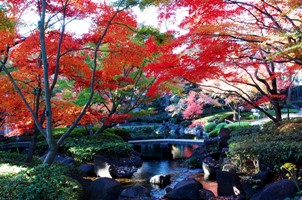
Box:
119, 144, 217, 198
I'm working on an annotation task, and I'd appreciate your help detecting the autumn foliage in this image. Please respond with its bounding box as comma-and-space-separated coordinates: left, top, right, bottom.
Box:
146, 0, 302, 123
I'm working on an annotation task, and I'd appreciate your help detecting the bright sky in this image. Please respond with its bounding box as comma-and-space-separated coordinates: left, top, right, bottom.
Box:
19, 4, 187, 36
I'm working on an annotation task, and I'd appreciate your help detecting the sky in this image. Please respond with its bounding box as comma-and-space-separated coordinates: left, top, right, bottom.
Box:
19, 4, 186, 37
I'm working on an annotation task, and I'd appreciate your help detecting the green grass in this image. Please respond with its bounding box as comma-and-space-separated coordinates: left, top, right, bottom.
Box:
201, 111, 233, 124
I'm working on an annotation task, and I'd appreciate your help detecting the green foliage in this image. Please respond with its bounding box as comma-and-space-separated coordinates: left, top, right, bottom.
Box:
0, 5, 15, 31
129, 126, 163, 140
0, 164, 82, 200
208, 129, 219, 138
208, 122, 227, 138
225, 122, 251, 131
201, 111, 233, 124
0, 151, 41, 167
72, 88, 104, 106
203, 122, 216, 133
216, 122, 227, 130
230, 125, 261, 137
134, 26, 172, 45
100, 131, 124, 141
227, 121, 302, 174
128, 112, 170, 123
60, 133, 130, 163
111, 128, 132, 141
68, 142, 133, 163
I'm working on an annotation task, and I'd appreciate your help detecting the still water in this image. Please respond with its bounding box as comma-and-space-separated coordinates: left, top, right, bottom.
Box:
131, 159, 203, 198
122, 144, 203, 198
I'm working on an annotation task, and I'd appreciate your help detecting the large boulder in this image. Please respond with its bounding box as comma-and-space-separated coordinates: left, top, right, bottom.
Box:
119, 185, 151, 200
185, 146, 208, 168
165, 178, 203, 200
199, 189, 215, 200
202, 152, 221, 180
216, 170, 244, 197
89, 177, 122, 200
150, 174, 171, 188
79, 164, 95, 177
40, 154, 75, 166
94, 152, 143, 178
242, 170, 273, 198
251, 179, 299, 200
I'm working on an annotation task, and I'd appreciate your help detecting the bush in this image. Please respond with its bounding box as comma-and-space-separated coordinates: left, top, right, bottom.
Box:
0, 164, 82, 200
207, 122, 227, 138
230, 125, 261, 137
227, 121, 302, 174
112, 128, 132, 141
225, 122, 251, 131
99, 132, 124, 141
102, 128, 131, 141
208, 129, 219, 138
68, 142, 133, 162
203, 122, 216, 133
0, 151, 41, 167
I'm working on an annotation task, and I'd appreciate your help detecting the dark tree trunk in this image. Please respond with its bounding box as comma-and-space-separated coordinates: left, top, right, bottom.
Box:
26, 129, 38, 162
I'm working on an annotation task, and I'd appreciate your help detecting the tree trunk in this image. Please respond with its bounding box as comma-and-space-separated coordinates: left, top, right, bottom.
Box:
43, 142, 58, 165
26, 129, 38, 163
273, 102, 282, 123
233, 109, 237, 121
94, 124, 115, 136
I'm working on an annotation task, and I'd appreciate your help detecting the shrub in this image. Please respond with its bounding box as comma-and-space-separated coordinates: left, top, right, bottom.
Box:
208, 129, 219, 138
225, 122, 251, 131
230, 125, 261, 137
203, 122, 216, 133
0, 151, 41, 167
227, 121, 302, 174
216, 122, 227, 130
207, 122, 227, 138
99, 132, 124, 141
68, 142, 133, 162
0, 164, 82, 200
113, 128, 132, 141
102, 128, 132, 141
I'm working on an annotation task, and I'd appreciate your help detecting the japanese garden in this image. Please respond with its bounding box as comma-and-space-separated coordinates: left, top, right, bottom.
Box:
0, 0, 302, 199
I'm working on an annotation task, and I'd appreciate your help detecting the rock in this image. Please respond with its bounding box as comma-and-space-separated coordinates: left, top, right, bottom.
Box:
199, 188, 215, 200
119, 185, 151, 200
89, 177, 122, 200
251, 179, 298, 200
94, 156, 112, 178
216, 171, 244, 197
186, 146, 208, 168
211, 196, 243, 200
165, 178, 203, 200
218, 128, 231, 150
242, 170, 273, 198
110, 165, 139, 178
79, 164, 95, 177
40, 154, 75, 166
150, 174, 171, 188
202, 152, 221, 180
94, 152, 143, 178
70, 174, 92, 200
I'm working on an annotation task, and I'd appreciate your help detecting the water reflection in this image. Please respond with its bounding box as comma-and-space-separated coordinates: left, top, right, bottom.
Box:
131, 160, 202, 198
139, 144, 199, 159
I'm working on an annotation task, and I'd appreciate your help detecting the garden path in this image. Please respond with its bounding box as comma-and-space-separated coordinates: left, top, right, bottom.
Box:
250, 108, 302, 125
